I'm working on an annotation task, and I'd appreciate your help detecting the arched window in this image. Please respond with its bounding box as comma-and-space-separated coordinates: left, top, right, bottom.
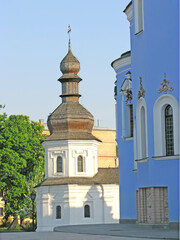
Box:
136, 98, 148, 160
78, 155, 84, 172
56, 205, 61, 219
57, 156, 62, 173
141, 106, 146, 158
165, 105, 174, 156
153, 95, 178, 157
84, 204, 90, 218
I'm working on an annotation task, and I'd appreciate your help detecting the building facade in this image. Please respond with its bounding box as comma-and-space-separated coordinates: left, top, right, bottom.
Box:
39, 120, 118, 169
36, 30, 119, 231
112, 0, 179, 225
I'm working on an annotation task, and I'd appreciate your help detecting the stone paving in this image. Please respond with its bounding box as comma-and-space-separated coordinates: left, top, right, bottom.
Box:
55, 223, 179, 240
0, 224, 179, 240
0, 232, 170, 240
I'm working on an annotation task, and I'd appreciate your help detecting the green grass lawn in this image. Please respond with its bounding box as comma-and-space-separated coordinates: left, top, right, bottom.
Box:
0, 225, 25, 232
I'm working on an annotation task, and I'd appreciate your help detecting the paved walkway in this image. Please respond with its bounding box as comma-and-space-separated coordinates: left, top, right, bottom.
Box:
0, 232, 175, 240
55, 223, 179, 239
0, 224, 179, 240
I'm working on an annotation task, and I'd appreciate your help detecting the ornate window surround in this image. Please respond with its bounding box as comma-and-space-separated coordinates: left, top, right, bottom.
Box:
72, 150, 87, 175
136, 97, 148, 161
153, 94, 179, 158
83, 201, 93, 219
50, 151, 66, 177
120, 73, 133, 140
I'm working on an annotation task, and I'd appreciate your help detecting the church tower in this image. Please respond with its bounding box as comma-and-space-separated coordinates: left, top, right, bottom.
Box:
35, 27, 119, 231
43, 26, 100, 179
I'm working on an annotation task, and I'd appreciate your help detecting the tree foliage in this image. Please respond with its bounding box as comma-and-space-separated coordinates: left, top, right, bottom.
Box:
0, 113, 45, 221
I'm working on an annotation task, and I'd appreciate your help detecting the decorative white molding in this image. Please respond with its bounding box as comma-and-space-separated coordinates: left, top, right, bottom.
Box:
43, 139, 100, 178
153, 94, 179, 156
112, 56, 131, 73
116, 67, 131, 77
135, 157, 148, 163
121, 79, 132, 92
124, 2, 133, 22
124, 137, 133, 141
152, 155, 180, 161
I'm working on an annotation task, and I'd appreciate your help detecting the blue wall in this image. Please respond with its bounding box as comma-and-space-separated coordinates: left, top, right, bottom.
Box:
115, 0, 179, 222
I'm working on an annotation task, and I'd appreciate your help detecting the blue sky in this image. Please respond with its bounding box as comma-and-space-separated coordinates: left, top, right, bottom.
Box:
0, 0, 130, 128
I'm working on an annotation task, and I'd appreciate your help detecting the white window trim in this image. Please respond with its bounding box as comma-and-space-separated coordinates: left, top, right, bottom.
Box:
54, 203, 63, 221
83, 201, 93, 219
77, 155, 85, 173
153, 94, 179, 157
120, 77, 133, 140
134, 0, 144, 34
136, 97, 148, 160
51, 151, 65, 177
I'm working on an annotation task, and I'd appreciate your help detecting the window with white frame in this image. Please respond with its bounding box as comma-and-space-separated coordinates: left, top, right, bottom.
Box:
126, 104, 133, 137
57, 156, 63, 173
140, 106, 146, 158
134, 0, 144, 34
136, 98, 148, 160
153, 95, 179, 157
56, 205, 61, 219
84, 204, 90, 218
78, 155, 84, 172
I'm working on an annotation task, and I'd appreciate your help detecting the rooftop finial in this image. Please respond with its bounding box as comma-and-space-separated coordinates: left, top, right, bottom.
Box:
68, 24, 71, 50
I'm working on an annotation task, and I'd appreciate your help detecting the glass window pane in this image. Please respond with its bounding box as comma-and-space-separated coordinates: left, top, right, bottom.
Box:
84, 205, 90, 218
56, 205, 61, 219
78, 155, 83, 172
57, 157, 62, 173
165, 105, 174, 156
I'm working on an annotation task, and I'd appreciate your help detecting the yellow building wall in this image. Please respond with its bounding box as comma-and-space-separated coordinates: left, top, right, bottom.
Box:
92, 127, 118, 168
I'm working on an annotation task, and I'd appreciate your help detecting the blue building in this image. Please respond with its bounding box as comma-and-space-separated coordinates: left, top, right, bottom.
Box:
111, 0, 179, 226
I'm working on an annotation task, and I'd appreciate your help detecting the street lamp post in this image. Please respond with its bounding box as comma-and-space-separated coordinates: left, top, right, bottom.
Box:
30, 191, 36, 231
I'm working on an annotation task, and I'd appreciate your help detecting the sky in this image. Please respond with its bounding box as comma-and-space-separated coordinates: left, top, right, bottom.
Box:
0, 0, 130, 129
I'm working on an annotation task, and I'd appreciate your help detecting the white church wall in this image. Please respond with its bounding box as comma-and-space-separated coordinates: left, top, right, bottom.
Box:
36, 184, 119, 232
43, 140, 99, 178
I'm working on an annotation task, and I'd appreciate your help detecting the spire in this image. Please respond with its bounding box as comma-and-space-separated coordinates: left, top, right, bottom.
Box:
46, 29, 98, 142
58, 26, 82, 103
68, 24, 71, 50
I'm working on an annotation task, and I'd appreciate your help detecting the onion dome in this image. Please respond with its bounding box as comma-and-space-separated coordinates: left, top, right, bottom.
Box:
60, 49, 80, 75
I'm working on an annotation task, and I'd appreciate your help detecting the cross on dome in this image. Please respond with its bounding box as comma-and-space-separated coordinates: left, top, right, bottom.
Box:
68, 24, 71, 50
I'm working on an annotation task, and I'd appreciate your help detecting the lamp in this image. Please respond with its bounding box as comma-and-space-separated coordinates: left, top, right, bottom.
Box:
30, 191, 36, 231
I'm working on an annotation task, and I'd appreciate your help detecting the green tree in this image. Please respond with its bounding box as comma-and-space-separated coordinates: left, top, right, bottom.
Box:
0, 114, 45, 222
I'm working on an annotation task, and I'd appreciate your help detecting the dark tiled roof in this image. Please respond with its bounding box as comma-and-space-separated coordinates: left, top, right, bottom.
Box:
44, 131, 100, 141
35, 168, 119, 187
45, 102, 100, 142
48, 102, 94, 120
